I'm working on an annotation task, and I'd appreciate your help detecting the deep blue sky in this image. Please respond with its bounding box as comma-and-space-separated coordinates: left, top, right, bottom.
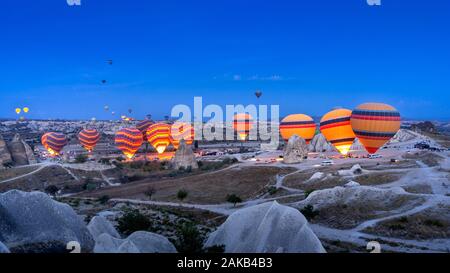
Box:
1, 0, 449, 120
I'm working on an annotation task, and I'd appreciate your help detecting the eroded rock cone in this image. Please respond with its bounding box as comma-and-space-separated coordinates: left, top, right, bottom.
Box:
0, 134, 12, 167
171, 139, 198, 170
283, 135, 308, 164
7, 134, 36, 166
308, 133, 336, 153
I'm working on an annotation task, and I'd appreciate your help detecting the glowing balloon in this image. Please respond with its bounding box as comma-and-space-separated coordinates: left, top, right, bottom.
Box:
104, 105, 109, 111
146, 123, 171, 154
15, 108, 21, 114
41, 132, 68, 156
136, 119, 154, 141
170, 122, 195, 149
115, 128, 143, 159
320, 109, 356, 155
78, 129, 101, 152
350, 103, 401, 154
280, 114, 316, 144
23, 107, 29, 113
233, 113, 254, 141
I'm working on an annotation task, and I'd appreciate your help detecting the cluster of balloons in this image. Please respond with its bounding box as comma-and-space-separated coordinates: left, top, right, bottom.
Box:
15, 107, 30, 121
233, 102, 401, 156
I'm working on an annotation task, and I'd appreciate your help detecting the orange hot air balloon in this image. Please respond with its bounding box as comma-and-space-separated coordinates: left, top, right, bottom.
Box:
78, 129, 101, 152
170, 122, 195, 149
320, 109, 356, 155
115, 128, 143, 159
41, 132, 68, 156
136, 119, 154, 141
350, 103, 401, 154
280, 114, 316, 144
15, 108, 21, 115
233, 113, 254, 141
146, 123, 171, 154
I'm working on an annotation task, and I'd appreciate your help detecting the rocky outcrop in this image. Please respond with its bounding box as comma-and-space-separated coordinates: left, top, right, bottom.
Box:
0, 241, 10, 253
389, 129, 417, 143
410, 121, 437, 134
283, 135, 308, 164
0, 134, 12, 167
171, 139, 198, 170
349, 138, 364, 151
7, 134, 36, 166
94, 231, 177, 253
87, 216, 120, 240
205, 201, 325, 253
0, 190, 94, 253
338, 164, 363, 176
308, 133, 335, 153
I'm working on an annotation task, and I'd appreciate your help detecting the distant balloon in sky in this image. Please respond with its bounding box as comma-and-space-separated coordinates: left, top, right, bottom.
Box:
115, 128, 143, 159
128, 108, 133, 114
233, 113, 254, 141
255, 90, 263, 98
15, 108, 21, 115
23, 107, 29, 113
104, 105, 109, 111
78, 129, 101, 152
146, 123, 171, 154
320, 108, 356, 155
101, 80, 107, 84
91, 117, 97, 122
350, 103, 401, 154
280, 114, 316, 144
106, 60, 113, 65
170, 122, 195, 149
111, 111, 115, 116
41, 132, 68, 156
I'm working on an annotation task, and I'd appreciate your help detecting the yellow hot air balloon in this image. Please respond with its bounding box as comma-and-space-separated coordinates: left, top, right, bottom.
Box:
280, 114, 316, 144
350, 103, 401, 154
15, 108, 21, 115
23, 107, 29, 113
146, 123, 171, 154
233, 114, 254, 141
320, 109, 356, 155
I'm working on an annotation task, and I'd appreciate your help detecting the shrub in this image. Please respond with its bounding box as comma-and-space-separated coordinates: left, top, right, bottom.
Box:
145, 187, 156, 199
424, 219, 443, 227
267, 186, 278, 195
226, 194, 242, 207
304, 189, 315, 198
177, 189, 188, 201
117, 209, 152, 236
97, 195, 110, 204
45, 185, 59, 195
204, 245, 225, 253
99, 158, 111, 165
300, 205, 319, 221
75, 154, 88, 163
175, 222, 204, 253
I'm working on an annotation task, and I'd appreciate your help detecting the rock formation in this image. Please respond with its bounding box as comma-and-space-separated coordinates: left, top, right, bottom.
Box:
0, 241, 10, 253
349, 138, 364, 151
0, 134, 12, 168
308, 133, 335, 153
389, 129, 417, 143
205, 201, 326, 253
94, 231, 177, 253
171, 139, 198, 170
87, 216, 121, 240
0, 190, 95, 253
338, 164, 363, 176
283, 135, 308, 164
6, 134, 36, 166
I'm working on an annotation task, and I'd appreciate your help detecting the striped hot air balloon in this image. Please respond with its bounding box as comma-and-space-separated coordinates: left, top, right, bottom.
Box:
320, 109, 356, 155
146, 123, 171, 154
78, 129, 101, 152
233, 114, 254, 141
136, 119, 153, 141
115, 128, 143, 159
280, 114, 316, 144
170, 122, 195, 149
350, 103, 401, 154
41, 132, 68, 156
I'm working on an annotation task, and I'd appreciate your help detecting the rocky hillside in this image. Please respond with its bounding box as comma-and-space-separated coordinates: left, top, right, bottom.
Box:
0, 133, 36, 167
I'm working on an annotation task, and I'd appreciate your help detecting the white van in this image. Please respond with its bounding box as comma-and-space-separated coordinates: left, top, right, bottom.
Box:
321, 160, 334, 166
368, 154, 382, 159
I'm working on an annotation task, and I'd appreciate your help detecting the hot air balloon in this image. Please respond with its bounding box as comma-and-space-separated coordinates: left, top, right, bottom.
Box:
15, 108, 21, 115
350, 103, 401, 154
280, 114, 316, 144
104, 105, 109, 111
78, 129, 101, 152
255, 90, 262, 98
115, 128, 143, 159
106, 60, 113, 65
170, 122, 195, 149
136, 119, 154, 141
41, 132, 68, 156
128, 108, 133, 114
146, 123, 171, 154
101, 80, 107, 84
320, 109, 356, 155
233, 113, 254, 141
23, 107, 29, 113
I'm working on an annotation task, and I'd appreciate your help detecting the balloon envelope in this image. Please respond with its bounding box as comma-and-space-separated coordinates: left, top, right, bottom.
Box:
280, 114, 316, 144
136, 119, 154, 141
146, 123, 171, 154
15, 108, 21, 114
320, 109, 355, 155
41, 132, 68, 156
170, 122, 195, 149
233, 113, 254, 141
78, 129, 101, 152
350, 103, 401, 154
115, 128, 143, 159
23, 107, 29, 113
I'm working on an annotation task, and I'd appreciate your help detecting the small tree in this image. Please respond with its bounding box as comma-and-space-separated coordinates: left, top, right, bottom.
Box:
75, 154, 88, 163
175, 222, 204, 253
177, 189, 188, 202
300, 205, 319, 221
45, 185, 59, 196
97, 195, 110, 204
117, 209, 152, 236
145, 187, 156, 200
226, 194, 242, 207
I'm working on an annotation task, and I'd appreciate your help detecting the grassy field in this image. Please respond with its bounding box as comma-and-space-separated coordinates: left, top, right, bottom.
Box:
0, 165, 39, 181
